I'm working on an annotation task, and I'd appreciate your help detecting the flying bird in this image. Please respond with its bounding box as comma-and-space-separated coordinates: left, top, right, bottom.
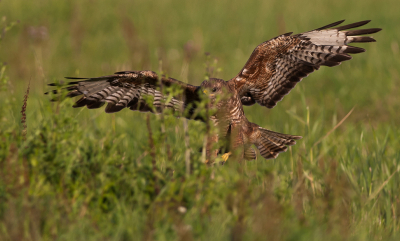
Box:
48, 20, 381, 163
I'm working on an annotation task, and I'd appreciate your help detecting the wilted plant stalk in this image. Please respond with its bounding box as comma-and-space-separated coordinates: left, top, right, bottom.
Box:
21, 81, 30, 141
183, 118, 190, 176
202, 98, 211, 164
146, 114, 159, 195
157, 65, 170, 165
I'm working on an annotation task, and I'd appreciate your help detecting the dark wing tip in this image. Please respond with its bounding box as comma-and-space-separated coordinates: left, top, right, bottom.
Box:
66, 81, 83, 85
114, 71, 135, 74
87, 102, 106, 109
322, 61, 342, 67
282, 32, 293, 36
351, 36, 376, 43
346, 28, 382, 36
335, 20, 371, 31
65, 77, 88, 80
105, 103, 125, 113
292, 135, 303, 140
344, 46, 366, 54
314, 20, 345, 31
329, 54, 352, 62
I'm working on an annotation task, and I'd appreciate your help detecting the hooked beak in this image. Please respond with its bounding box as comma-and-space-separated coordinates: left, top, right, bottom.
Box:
203, 89, 215, 98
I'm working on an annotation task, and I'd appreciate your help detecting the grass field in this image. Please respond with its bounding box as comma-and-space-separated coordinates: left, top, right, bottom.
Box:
1, 0, 400, 240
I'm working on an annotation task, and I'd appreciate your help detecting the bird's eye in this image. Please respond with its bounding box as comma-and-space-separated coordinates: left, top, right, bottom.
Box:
212, 87, 217, 92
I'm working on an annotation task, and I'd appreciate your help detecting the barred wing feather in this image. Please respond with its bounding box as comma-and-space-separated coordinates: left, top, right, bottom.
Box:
233, 20, 381, 109
47, 70, 204, 120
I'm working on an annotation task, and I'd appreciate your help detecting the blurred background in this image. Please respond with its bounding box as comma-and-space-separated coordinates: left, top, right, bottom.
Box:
1, 0, 400, 240
1, 0, 398, 119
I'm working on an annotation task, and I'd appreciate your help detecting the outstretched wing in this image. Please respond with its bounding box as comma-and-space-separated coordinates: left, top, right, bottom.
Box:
47, 70, 204, 120
231, 20, 381, 108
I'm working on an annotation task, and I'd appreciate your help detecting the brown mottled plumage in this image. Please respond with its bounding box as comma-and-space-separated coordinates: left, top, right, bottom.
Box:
47, 20, 381, 161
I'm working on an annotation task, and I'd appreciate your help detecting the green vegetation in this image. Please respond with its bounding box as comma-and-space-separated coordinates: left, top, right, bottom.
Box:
1, 0, 399, 240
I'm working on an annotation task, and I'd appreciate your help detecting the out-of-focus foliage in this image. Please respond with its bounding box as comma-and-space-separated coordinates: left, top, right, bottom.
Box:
0, 0, 399, 240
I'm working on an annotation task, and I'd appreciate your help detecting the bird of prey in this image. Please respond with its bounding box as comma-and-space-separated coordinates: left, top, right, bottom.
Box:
48, 20, 381, 162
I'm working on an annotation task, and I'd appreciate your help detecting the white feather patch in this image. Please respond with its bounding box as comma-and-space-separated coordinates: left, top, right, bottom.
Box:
301, 30, 347, 46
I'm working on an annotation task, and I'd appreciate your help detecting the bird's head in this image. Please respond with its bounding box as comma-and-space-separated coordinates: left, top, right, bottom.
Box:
200, 78, 227, 97
200, 78, 232, 107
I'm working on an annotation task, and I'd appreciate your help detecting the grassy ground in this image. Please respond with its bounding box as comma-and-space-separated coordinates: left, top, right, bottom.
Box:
1, 0, 400, 240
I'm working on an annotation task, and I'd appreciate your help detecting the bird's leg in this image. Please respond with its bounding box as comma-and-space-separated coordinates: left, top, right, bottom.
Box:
221, 152, 232, 162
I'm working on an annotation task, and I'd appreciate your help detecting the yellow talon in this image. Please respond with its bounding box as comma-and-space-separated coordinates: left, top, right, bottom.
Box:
221, 152, 231, 162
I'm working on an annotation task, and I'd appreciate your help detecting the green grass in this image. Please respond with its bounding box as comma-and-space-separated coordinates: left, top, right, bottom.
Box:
1, 0, 400, 240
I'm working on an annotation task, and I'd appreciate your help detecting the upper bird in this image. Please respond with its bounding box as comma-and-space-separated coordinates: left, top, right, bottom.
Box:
48, 20, 381, 162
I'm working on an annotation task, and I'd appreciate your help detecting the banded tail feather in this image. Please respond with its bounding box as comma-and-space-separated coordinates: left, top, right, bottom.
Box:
244, 146, 257, 160
255, 127, 302, 159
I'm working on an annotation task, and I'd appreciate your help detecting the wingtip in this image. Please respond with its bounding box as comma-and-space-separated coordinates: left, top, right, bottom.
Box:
114, 71, 134, 74
282, 32, 293, 36
65, 77, 88, 79
359, 20, 371, 24
346, 28, 382, 36
336, 20, 372, 31
330, 54, 352, 62
352, 20, 372, 26
293, 135, 302, 140
344, 46, 366, 54
314, 19, 345, 31
336, 19, 346, 25
330, 19, 346, 26
350, 36, 376, 43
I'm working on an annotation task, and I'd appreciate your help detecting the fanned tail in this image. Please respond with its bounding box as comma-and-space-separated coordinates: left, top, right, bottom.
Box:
255, 127, 302, 159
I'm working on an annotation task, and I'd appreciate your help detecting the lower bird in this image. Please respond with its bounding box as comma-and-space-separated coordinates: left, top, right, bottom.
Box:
48, 20, 381, 162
